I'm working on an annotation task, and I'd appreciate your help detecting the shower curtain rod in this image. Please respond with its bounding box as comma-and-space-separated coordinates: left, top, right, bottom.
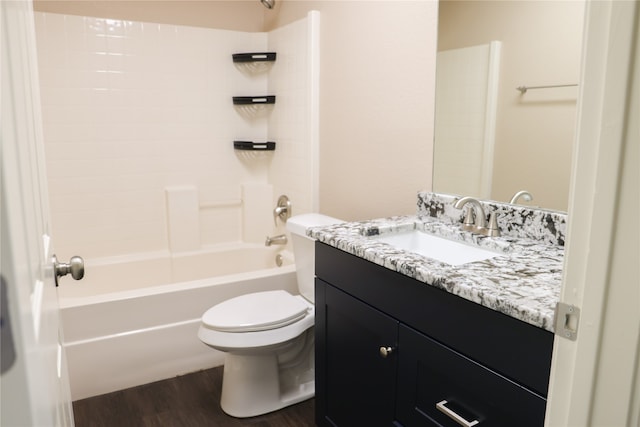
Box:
516, 83, 578, 94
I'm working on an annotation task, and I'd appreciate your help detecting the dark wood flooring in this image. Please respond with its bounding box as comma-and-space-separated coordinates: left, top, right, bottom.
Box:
72, 366, 316, 427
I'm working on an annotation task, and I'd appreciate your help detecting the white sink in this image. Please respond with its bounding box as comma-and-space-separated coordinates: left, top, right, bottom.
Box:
371, 230, 500, 266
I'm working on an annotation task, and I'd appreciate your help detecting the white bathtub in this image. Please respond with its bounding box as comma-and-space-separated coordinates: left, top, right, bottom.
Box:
58, 244, 297, 401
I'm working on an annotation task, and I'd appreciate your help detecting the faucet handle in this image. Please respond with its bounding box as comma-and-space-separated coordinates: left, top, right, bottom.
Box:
461, 208, 475, 232
484, 212, 500, 237
273, 195, 291, 226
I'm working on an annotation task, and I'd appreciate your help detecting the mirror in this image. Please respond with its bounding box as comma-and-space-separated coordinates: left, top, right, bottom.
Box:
433, 0, 586, 212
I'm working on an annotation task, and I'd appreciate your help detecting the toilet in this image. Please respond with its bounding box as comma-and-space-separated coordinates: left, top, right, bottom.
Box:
198, 213, 343, 418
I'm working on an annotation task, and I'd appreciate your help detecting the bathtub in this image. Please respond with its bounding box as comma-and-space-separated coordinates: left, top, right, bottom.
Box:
58, 244, 297, 401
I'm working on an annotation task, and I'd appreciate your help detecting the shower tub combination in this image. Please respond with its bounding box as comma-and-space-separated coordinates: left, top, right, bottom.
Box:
58, 244, 296, 401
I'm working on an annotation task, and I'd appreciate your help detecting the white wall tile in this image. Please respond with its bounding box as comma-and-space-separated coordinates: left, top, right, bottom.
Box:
35, 11, 313, 260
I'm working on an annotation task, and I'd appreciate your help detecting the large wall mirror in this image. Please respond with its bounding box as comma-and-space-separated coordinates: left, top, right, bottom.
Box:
433, 0, 586, 212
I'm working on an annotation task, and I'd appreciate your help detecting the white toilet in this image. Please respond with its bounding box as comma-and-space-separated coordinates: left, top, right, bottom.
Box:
198, 213, 343, 418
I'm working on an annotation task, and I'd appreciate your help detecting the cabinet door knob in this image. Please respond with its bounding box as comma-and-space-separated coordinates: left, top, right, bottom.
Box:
379, 346, 394, 358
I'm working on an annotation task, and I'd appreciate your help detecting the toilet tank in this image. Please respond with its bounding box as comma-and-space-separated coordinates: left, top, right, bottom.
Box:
286, 214, 343, 303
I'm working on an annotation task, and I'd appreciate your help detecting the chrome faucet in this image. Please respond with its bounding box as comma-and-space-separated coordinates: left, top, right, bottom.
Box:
509, 190, 533, 205
265, 234, 287, 246
453, 197, 500, 237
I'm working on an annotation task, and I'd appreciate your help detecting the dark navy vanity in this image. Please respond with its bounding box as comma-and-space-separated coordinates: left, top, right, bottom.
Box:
312, 192, 566, 427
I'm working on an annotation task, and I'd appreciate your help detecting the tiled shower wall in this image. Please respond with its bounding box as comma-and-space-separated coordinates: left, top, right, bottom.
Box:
34, 12, 314, 259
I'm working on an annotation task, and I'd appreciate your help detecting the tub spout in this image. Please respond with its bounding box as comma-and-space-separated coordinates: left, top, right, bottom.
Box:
265, 234, 287, 246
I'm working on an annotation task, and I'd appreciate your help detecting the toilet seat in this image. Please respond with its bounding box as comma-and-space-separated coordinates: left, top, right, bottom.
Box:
202, 290, 310, 332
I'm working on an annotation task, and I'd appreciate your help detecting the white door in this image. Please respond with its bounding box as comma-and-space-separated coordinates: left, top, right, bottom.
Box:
1, 0, 79, 425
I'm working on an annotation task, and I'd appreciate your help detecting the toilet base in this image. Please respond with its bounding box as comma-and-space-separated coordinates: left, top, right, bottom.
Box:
219, 330, 315, 418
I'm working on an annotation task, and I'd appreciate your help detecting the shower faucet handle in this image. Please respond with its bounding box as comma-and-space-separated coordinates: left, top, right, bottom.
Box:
273, 195, 291, 226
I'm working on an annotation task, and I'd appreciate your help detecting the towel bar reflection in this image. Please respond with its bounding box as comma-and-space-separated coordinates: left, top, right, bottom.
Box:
516, 83, 578, 94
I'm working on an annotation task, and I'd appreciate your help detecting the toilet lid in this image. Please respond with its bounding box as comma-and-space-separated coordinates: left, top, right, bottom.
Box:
202, 290, 310, 332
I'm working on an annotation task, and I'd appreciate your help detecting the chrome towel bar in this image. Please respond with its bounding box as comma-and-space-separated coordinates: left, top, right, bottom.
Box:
516, 83, 578, 94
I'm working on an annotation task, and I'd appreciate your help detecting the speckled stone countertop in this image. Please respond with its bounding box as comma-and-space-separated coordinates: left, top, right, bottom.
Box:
309, 193, 566, 333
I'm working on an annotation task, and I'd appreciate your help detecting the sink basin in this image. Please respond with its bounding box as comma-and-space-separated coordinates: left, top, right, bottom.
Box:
371, 230, 500, 266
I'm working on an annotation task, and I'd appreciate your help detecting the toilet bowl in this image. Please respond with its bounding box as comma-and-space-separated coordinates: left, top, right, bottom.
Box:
198, 213, 343, 418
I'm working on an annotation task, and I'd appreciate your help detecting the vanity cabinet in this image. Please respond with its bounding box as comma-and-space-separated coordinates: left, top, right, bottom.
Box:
315, 242, 554, 427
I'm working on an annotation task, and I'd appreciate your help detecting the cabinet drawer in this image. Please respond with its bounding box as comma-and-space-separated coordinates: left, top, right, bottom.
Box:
396, 325, 546, 427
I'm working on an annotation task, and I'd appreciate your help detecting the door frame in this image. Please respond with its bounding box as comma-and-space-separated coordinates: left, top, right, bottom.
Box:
545, 0, 639, 425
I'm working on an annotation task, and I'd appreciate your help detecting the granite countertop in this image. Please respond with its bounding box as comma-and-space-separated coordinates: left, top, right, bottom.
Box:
309, 215, 564, 333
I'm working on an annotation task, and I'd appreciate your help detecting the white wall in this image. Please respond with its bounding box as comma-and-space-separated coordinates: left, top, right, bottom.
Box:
267, 1, 438, 221
35, 12, 314, 260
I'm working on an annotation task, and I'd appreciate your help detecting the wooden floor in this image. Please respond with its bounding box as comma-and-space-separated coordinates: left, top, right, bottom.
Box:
72, 366, 316, 427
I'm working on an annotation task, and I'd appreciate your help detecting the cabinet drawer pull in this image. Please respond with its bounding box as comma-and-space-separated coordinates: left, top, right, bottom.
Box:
379, 346, 394, 358
436, 400, 479, 427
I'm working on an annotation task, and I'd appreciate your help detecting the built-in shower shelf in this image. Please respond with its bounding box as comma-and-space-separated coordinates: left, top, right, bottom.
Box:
232, 96, 276, 105
232, 52, 277, 63
233, 141, 276, 151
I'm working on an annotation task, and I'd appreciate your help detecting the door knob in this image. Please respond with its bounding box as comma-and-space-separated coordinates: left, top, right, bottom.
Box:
53, 254, 84, 286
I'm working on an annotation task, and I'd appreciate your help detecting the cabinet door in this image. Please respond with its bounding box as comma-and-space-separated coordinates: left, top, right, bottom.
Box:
316, 280, 399, 427
396, 325, 547, 427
